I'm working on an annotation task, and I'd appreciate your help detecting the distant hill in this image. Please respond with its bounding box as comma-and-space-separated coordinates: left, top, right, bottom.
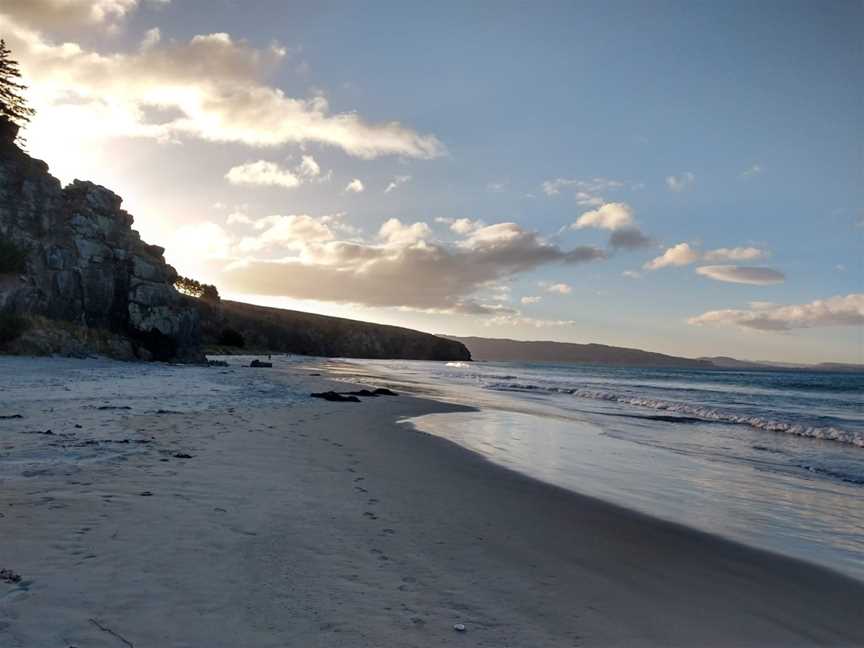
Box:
699, 356, 770, 369
198, 300, 470, 361
446, 336, 713, 368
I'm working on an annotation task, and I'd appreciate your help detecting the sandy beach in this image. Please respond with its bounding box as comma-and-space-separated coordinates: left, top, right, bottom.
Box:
1, 356, 863, 647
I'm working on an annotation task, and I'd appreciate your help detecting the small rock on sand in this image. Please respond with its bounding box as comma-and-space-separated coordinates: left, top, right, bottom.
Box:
310, 391, 361, 403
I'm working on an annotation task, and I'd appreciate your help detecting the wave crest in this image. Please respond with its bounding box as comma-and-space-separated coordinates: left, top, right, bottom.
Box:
489, 382, 864, 448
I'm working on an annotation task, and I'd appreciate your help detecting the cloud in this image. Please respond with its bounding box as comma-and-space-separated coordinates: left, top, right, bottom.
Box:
1, 13, 445, 159
644, 242, 700, 270
487, 181, 506, 192
448, 218, 484, 235
666, 172, 695, 192
486, 313, 577, 328
378, 218, 431, 246
225, 160, 300, 188
609, 226, 653, 250
542, 177, 625, 208
575, 192, 604, 207
218, 219, 606, 313
345, 178, 364, 193
237, 214, 338, 253
0, 0, 149, 31
703, 246, 768, 262
226, 211, 253, 225
384, 175, 411, 193
695, 265, 785, 285
541, 282, 572, 295
542, 177, 623, 197
521, 296, 542, 304
622, 270, 641, 279
741, 164, 762, 178
224, 155, 327, 189
688, 294, 864, 331
573, 202, 635, 231
298, 154, 320, 178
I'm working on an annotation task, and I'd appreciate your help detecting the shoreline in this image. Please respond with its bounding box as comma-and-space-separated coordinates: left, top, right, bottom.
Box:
1, 356, 863, 646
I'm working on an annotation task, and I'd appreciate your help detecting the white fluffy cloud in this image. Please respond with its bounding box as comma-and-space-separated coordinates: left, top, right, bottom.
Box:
345, 178, 365, 193
521, 296, 542, 305
237, 214, 339, 253
448, 218, 484, 235
666, 172, 695, 192
1, 10, 445, 159
573, 202, 635, 231
695, 265, 785, 285
688, 294, 864, 331
225, 155, 326, 189
378, 218, 431, 246
225, 160, 300, 189
644, 242, 700, 270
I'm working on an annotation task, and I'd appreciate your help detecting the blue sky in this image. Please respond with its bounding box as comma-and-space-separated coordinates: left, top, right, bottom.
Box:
2, 0, 861, 362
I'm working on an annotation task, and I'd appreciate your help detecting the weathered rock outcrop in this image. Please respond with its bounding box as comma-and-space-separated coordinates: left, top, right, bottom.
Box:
0, 119, 202, 361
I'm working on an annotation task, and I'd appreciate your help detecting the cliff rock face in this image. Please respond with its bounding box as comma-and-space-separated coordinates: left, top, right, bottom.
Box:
0, 120, 202, 361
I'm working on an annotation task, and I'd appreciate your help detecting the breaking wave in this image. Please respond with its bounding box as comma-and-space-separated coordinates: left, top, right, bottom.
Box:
489, 382, 864, 448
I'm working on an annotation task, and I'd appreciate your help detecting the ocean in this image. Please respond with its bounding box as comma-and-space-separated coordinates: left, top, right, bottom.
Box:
334, 359, 864, 580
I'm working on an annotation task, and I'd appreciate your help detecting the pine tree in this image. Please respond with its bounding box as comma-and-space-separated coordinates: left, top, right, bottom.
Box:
0, 40, 35, 131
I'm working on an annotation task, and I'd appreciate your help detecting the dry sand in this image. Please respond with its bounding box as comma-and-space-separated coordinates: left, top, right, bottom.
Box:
1, 356, 862, 647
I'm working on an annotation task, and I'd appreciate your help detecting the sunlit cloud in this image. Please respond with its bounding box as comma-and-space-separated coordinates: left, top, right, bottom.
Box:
688, 294, 864, 331
224, 155, 326, 189
225, 160, 300, 188
345, 178, 365, 193
695, 265, 785, 285
213, 217, 605, 313
521, 296, 542, 304
0, 10, 445, 159
644, 243, 699, 270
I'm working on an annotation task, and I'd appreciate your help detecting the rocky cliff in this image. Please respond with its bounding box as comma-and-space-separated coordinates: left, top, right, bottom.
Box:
0, 119, 202, 361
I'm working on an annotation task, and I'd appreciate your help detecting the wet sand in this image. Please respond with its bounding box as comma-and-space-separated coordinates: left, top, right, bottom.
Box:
1, 356, 862, 647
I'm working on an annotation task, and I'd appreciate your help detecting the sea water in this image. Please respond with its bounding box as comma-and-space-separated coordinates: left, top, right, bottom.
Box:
336, 359, 864, 580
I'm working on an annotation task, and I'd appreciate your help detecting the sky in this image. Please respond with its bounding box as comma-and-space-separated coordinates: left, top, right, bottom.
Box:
1, 0, 861, 363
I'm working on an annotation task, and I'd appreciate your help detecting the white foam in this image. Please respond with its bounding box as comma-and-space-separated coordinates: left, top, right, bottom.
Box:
490, 382, 864, 448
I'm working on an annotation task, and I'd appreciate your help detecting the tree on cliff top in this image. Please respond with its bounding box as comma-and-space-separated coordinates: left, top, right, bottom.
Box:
175, 275, 221, 302
0, 40, 35, 133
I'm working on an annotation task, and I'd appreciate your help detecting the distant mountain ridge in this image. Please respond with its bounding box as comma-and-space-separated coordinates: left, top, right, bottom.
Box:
447, 336, 863, 372
446, 336, 713, 368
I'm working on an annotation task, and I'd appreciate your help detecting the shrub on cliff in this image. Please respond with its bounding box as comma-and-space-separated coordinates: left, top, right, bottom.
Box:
0, 313, 27, 345
0, 239, 27, 274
